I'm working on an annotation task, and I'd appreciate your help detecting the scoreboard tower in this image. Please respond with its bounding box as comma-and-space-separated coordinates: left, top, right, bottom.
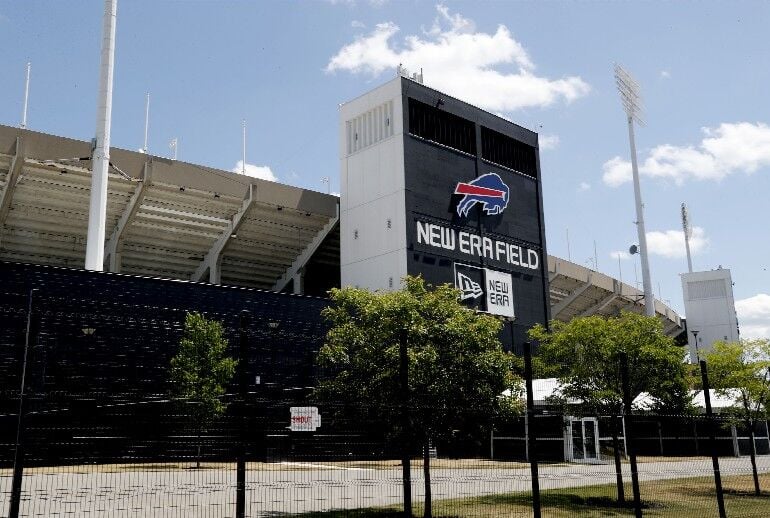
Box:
339, 76, 550, 351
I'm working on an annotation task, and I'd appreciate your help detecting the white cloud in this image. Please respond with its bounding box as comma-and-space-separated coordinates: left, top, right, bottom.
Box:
735, 294, 770, 340
660, 70, 671, 79
577, 181, 591, 192
645, 226, 708, 258
231, 160, 277, 182
610, 250, 631, 260
326, 5, 590, 112
601, 156, 631, 187
351, 20, 366, 29
539, 134, 560, 151
602, 122, 770, 187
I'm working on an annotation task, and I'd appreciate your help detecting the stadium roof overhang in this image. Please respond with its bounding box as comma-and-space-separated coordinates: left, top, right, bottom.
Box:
0, 125, 339, 292
548, 255, 683, 337
0, 125, 682, 335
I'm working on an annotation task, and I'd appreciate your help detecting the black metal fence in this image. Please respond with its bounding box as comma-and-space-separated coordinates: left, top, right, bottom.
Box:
2, 263, 770, 517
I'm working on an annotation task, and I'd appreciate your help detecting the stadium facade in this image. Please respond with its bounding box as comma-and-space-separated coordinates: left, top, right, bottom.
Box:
0, 77, 683, 463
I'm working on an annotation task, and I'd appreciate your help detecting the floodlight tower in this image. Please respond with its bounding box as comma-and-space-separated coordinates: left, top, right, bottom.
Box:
681, 203, 693, 273
85, 0, 118, 271
615, 64, 655, 317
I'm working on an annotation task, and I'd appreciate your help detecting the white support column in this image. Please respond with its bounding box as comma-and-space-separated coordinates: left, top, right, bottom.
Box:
191, 184, 255, 283
0, 137, 24, 232
104, 161, 152, 272
551, 275, 592, 318
85, 0, 118, 271
272, 204, 339, 293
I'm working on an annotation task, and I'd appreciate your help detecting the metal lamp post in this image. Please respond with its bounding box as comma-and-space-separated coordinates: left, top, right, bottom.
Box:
691, 329, 701, 363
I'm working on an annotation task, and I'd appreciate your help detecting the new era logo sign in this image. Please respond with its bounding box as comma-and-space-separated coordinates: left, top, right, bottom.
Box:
457, 272, 483, 300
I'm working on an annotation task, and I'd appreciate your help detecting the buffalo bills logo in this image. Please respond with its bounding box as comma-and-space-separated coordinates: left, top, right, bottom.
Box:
454, 173, 509, 217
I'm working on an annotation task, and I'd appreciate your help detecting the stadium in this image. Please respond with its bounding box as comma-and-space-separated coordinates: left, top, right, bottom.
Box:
0, 75, 684, 447
1, 74, 717, 518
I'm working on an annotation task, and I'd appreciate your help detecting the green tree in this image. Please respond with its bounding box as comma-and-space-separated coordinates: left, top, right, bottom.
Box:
705, 338, 770, 495
170, 312, 237, 468
529, 311, 691, 503
316, 276, 522, 518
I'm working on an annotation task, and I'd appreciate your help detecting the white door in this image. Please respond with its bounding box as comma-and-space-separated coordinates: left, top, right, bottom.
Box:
567, 418, 600, 462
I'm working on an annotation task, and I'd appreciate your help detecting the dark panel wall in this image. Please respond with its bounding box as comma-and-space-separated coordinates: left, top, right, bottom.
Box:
399, 79, 550, 352
0, 261, 334, 465
0, 261, 329, 397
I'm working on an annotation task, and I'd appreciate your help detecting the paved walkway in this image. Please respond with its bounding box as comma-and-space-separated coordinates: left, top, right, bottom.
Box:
1, 456, 768, 517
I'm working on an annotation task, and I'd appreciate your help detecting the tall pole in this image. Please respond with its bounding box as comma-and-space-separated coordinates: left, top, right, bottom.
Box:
20, 62, 31, 129
700, 360, 727, 518
242, 119, 246, 174
85, 0, 118, 271
682, 203, 693, 273
9, 288, 39, 518
627, 117, 654, 316
616, 64, 654, 317
523, 340, 541, 518
620, 353, 643, 518
399, 330, 412, 517
236, 310, 249, 518
142, 93, 150, 153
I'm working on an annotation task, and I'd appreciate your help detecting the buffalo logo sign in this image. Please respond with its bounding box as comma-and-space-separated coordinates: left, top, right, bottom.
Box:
454, 173, 510, 217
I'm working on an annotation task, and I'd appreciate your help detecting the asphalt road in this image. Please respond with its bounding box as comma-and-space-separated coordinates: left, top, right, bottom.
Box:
1, 456, 768, 517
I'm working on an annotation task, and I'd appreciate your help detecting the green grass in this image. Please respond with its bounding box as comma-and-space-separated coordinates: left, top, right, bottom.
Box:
281, 473, 770, 517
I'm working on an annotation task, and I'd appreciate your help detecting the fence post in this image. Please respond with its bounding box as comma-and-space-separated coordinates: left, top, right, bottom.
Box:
9, 288, 39, 518
700, 360, 727, 518
612, 414, 626, 504
399, 330, 412, 517
236, 310, 250, 518
523, 341, 541, 518
620, 352, 643, 518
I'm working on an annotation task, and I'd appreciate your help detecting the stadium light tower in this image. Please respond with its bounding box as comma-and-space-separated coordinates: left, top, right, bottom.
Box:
682, 202, 694, 273
85, 0, 118, 271
615, 64, 655, 317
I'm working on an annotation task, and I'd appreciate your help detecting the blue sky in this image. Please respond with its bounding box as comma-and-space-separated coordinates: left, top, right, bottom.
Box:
1, 0, 768, 337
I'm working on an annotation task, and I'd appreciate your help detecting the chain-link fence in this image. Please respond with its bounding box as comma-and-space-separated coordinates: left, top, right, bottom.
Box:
2, 265, 769, 517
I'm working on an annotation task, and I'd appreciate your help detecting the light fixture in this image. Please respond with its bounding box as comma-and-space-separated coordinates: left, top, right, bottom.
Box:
268, 321, 279, 330
82, 327, 96, 336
